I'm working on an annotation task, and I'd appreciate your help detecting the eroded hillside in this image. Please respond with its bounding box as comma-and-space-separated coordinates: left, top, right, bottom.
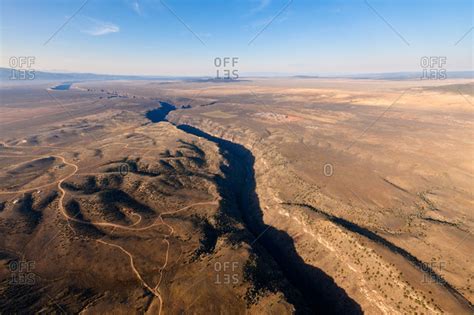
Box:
0, 105, 307, 314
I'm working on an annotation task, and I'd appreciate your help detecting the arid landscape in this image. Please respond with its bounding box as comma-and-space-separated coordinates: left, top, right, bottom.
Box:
2, 0, 473, 313
0, 77, 472, 314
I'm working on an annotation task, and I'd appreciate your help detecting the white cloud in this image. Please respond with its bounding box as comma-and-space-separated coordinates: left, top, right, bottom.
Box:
81, 18, 119, 36
248, 13, 287, 30
197, 32, 212, 38
249, 0, 271, 15
131, 0, 141, 15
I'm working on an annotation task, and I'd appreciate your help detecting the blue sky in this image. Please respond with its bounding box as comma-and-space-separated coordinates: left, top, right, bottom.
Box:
1, 0, 472, 75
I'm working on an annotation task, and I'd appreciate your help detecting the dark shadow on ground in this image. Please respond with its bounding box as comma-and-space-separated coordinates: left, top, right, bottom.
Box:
176, 124, 363, 314
284, 202, 473, 310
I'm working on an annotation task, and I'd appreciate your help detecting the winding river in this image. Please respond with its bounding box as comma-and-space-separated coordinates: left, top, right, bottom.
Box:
146, 103, 363, 314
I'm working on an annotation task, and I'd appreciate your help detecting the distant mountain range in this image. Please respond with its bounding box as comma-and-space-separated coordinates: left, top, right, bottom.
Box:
327, 71, 473, 80
1, 67, 472, 82
0, 68, 185, 82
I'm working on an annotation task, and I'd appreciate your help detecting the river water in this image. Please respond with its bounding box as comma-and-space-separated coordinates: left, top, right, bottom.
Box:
145, 102, 363, 314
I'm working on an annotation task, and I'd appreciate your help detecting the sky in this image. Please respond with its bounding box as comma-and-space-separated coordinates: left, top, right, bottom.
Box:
1, 0, 472, 76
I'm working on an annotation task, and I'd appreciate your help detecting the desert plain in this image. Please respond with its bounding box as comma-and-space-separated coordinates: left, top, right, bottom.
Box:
0, 77, 472, 314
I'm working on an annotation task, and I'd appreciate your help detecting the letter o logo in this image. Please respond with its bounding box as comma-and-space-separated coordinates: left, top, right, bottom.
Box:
323, 163, 334, 177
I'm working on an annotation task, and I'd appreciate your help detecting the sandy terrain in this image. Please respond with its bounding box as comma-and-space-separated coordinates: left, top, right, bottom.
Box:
0, 78, 472, 314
